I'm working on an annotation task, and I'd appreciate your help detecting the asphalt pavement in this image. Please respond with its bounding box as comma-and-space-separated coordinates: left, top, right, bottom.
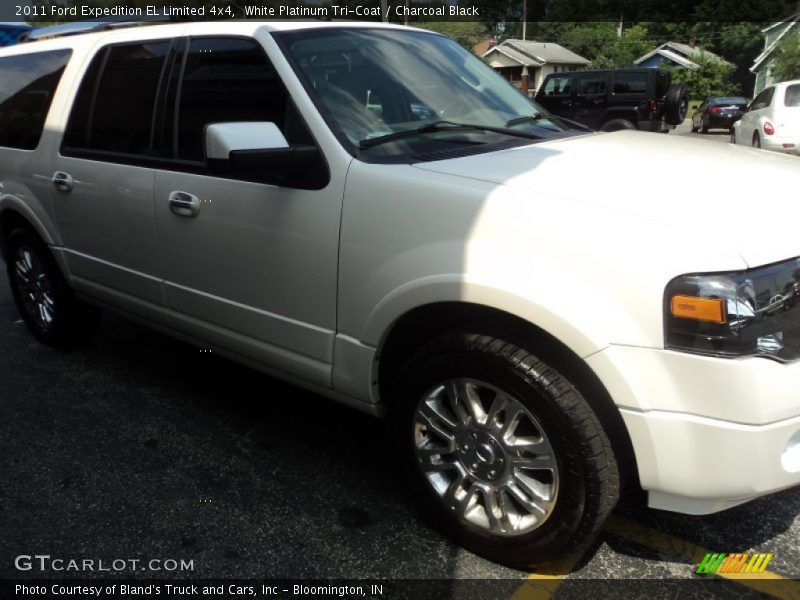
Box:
673, 118, 736, 143
1, 205, 799, 598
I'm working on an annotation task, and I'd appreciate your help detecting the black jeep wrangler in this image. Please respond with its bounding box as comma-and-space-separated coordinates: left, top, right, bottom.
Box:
534, 68, 688, 132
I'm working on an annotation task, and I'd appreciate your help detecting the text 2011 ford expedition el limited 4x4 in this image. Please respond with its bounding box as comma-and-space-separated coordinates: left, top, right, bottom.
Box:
1, 21, 799, 568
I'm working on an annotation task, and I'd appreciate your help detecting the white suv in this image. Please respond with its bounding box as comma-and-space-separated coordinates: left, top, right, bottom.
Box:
2, 21, 800, 568
733, 79, 800, 154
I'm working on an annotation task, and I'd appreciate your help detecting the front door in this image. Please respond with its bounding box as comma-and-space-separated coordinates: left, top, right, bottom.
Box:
740, 86, 775, 144
153, 37, 343, 387
536, 74, 576, 120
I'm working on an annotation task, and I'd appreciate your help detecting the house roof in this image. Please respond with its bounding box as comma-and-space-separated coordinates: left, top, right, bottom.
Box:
751, 14, 799, 72
762, 12, 799, 32
488, 45, 543, 67
482, 39, 590, 66
634, 41, 731, 68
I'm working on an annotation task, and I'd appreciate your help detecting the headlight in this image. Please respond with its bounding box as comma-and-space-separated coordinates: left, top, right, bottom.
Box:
665, 258, 800, 362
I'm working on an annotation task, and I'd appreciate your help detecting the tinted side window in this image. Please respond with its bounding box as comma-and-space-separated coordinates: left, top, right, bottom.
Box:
612, 72, 647, 94
0, 49, 71, 150
176, 38, 287, 161
786, 84, 800, 108
577, 74, 606, 95
64, 42, 169, 154
543, 75, 572, 97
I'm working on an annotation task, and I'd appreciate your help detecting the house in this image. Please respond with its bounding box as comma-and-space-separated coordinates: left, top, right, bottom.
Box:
634, 40, 731, 70
471, 37, 497, 58
482, 39, 590, 95
751, 12, 800, 95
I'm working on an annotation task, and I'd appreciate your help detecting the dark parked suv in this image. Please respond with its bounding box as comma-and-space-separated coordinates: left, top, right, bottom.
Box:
535, 68, 688, 132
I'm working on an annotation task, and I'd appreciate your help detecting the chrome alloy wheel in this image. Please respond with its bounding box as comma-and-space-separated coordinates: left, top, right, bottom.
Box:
413, 378, 559, 536
13, 246, 55, 332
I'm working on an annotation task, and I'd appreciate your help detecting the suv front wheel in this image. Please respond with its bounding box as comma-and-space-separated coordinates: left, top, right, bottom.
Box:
600, 118, 636, 132
391, 333, 620, 568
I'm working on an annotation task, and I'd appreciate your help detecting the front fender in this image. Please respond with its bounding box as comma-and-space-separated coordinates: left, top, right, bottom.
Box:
361, 267, 651, 362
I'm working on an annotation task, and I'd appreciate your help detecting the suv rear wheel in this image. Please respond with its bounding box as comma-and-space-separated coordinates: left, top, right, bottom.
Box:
6, 227, 101, 348
391, 333, 620, 568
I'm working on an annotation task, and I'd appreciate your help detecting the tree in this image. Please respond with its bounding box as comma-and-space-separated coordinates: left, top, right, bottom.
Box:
416, 22, 492, 50
666, 52, 740, 100
589, 24, 652, 68
771, 31, 800, 82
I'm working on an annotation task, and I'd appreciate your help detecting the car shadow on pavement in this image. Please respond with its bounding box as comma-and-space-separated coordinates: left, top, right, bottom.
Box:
0, 304, 521, 589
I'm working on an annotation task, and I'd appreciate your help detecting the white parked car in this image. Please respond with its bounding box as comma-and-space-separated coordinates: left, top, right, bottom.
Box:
1, 21, 800, 568
732, 80, 800, 154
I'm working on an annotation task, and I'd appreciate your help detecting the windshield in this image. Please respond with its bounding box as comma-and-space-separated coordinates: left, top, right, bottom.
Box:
276, 28, 583, 160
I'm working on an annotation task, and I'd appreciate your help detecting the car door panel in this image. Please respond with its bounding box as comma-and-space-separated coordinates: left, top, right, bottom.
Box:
573, 74, 607, 129
154, 171, 339, 373
153, 37, 341, 384
51, 160, 161, 306
50, 40, 173, 321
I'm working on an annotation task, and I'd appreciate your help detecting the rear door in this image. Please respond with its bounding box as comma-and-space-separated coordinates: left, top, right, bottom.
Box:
572, 72, 607, 129
52, 39, 176, 322
152, 37, 342, 386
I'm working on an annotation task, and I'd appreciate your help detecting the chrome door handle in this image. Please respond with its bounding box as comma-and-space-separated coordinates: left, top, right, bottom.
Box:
169, 191, 200, 217
52, 171, 73, 193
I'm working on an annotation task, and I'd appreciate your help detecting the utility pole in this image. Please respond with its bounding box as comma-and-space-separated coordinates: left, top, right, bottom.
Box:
522, 0, 527, 40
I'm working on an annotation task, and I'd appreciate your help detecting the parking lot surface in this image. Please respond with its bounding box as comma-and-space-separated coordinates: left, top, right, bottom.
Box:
1, 248, 799, 598
674, 118, 735, 143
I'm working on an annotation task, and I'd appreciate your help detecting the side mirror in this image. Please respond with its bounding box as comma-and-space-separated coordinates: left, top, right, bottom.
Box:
204, 122, 319, 181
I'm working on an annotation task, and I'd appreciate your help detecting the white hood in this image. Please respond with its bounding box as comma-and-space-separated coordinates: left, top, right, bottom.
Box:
414, 130, 800, 268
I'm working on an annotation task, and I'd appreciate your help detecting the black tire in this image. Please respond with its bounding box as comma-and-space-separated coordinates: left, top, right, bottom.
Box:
753, 132, 761, 149
663, 83, 689, 126
600, 118, 636, 132
6, 227, 101, 348
390, 333, 619, 568
700, 117, 709, 134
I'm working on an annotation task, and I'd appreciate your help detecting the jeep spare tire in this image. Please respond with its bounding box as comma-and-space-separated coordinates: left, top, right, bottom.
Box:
664, 83, 689, 126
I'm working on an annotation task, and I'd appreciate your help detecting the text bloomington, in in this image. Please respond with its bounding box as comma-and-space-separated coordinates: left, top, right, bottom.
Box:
16, 584, 385, 597
35, 3, 479, 19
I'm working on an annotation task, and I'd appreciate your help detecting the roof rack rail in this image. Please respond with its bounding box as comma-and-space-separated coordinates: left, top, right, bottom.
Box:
19, 14, 191, 43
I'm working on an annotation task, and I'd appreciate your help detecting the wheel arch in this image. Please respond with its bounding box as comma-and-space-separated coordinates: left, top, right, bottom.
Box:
376, 300, 642, 494
600, 109, 638, 127
0, 200, 56, 263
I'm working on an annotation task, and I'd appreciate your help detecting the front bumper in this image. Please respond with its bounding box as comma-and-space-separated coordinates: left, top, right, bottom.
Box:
621, 408, 800, 514
587, 346, 800, 514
